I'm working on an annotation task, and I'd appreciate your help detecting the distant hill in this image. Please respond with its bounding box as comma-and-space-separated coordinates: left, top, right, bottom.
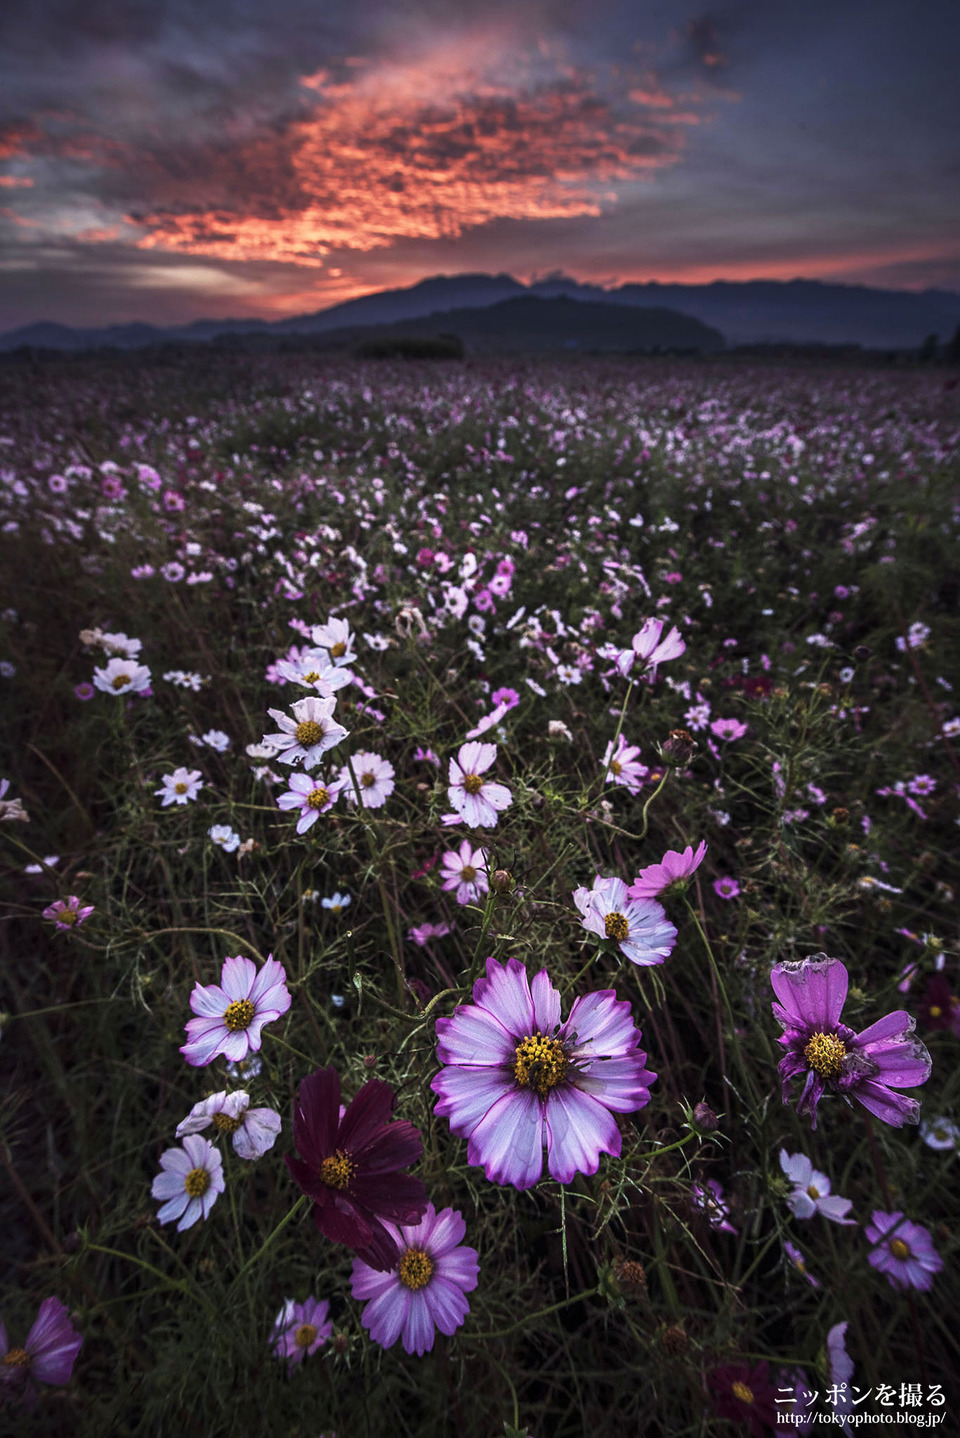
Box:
1, 272, 958, 354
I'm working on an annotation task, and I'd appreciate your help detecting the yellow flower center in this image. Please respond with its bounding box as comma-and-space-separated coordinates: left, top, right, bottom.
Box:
1, 1348, 30, 1369
889, 1238, 911, 1260
330, 641, 347, 658
223, 998, 255, 1032
306, 787, 329, 810
604, 911, 630, 942
731, 1382, 754, 1405
398, 1247, 435, 1290
460, 864, 476, 882
303, 670, 321, 683
610, 759, 622, 776
59, 909, 78, 925
184, 1166, 211, 1198
294, 1323, 317, 1349
463, 773, 484, 795
296, 720, 325, 747
175, 782, 188, 794
361, 771, 376, 787
806, 1185, 820, 1200
514, 1032, 568, 1099
929, 1004, 942, 1018
112, 673, 130, 689
212, 1111, 242, 1134
804, 1030, 847, 1078
319, 1149, 353, 1190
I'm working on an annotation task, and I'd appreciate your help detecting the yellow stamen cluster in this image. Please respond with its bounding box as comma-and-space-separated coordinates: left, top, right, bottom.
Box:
320, 1150, 353, 1190
212, 1111, 242, 1134
303, 670, 321, 683
460, 865, 477, 883
604, 911, 630, 942
889, 1238, 911, 1260
294, 1323, 318, 1348
1, 1348, 30, 1369
296, 720, 325, 747
806, 1185, 821, 1200
306, 787, 329, 810
361, 772, 376, 788
398, 1247, 435, 1290
184, 1166, 211, 1198
174, 782, 188, 794
112, 674, 130, 689
731, 1382, 754, 1405
928, 1004, 942, 1019
514, 1032, 568, 1099
804, 1030, 847, 1078
59, 909, 78, 926
462, 773, 484, 795
609, 759, 623, 776
330, 641, 347, 658
223, 998, 255, 1032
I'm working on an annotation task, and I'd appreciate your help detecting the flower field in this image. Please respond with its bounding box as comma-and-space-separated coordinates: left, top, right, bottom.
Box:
1, 351, 958, 1435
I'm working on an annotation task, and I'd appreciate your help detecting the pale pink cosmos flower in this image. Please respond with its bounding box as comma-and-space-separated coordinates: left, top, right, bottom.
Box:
779, 1150, 856, 1224
573, 876, 677, 966
407, 922, 452, 948
338, 751, 395, 808
447, 742, 512, 828
151, 1134, 224, 1230
276, 771, 343, 832
627, 842, 707, 900
615, 618, 685, 678
273, 651, 353, 697
310, 617, 357, 667
180, 955, 292, 1066
176, 1090, 281, 1160
602, 734, 649, 793
710, 717, 748, 742
155, 768, 204, 807
440, 840, 490, 905
263, 696, 348, 769
42, 896, 94, 931
465, 701, 511, 740
270, 1296, 332, 1370
92, 656, 152, 695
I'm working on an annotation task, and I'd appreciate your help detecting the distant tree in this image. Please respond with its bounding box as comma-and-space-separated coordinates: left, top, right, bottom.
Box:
946, 324, 960, 364
918, 333, 939, 363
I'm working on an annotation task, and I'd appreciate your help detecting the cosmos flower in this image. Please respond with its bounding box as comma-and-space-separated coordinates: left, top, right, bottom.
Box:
407, 922, 452, 947
276, 771, 342, 833
601, 734, 649, 793
783, 1239, 820, 1287
440, 840, 490, 906
431, 957, 657, 1191
708, 1361, 780, 1438
155, 768, 203, 806
615, 618, 685, 678
273, 652, 353, 696
42, 896, 94, 931
350, 1203, 479, 1357
338, 751, 396, 808
778, 1151, 856, 1224
92, 657, 152, 695
310, 617, 357, 667
920, 1116, 959, 1150
0, 1297, 83, 1409
284, 1066, 428, 1271
770, 954, 932, 1130
691, 1179, 738, 1234
917, 975, 960, 1036
175, 1090, 281, 1161
573, 876, 677, 967
151, 1134, 224, 1230
180, 954, 292, 1067
446, 742, 512, 828
713, 877, 740, 899
263, 696, 349, 769
199, 730, 231, 753
627, 841, 707, 900
710, 717, 749, 741
208, 824, 241, 853
269, 1296, 332, 1370
321, 891, 351, 914
865, 1212, 942, 1291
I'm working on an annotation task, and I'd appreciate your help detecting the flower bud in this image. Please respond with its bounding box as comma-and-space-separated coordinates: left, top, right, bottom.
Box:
491, 868, 514, 895
853, 644, 871, 661
693, 1101, 718, 1132
660, 728, 697, 765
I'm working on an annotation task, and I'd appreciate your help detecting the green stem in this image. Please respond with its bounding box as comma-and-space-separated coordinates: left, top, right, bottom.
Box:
231, 1194, 309, 1287
638, 769, 670, 841
465, 1287, 598, 1341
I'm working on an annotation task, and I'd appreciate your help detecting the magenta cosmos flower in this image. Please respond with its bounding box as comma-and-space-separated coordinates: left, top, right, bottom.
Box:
42, 896, 94, 931
447, 742, 512, 828
627, 841, 707, 900
269, 1296, 332, 1370
865, 1211, 943, 1291
771, 954, 932, 1130
709, 1361, 780, 1438
285, 1066, 428, 1270
0, 1297, 82, 1409
573, 876, 677, 966
431, 958, 657, 1190
351, 1203, 479, 1356
180, 954, 292, 1067
602, 734, 649, 793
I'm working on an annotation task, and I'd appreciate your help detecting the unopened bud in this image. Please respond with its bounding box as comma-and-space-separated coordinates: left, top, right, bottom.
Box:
853, 645, 871, 661
661, 728, 696, 765
692, 1101, 718, 1132
332, 1332, 349, 1356
362, 1054, 377, 1069
491, 868, 514, 895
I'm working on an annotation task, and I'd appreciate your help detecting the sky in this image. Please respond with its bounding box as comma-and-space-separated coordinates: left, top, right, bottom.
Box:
1, 0, 958, 330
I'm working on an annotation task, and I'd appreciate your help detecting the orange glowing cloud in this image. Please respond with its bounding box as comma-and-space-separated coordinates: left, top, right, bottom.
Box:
0, 175, 34, 188
132, 44, 705, 265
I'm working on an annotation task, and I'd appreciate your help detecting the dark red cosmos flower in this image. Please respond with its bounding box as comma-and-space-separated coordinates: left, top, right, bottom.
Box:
285, 1066, 428, 1271
709, 1361, 780, 1437
917, 975, 960, 1036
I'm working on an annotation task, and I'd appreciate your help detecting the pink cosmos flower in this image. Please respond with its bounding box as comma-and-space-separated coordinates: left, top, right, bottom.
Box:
273, 653, 353, 697
615, 617, 685, 678
0, 1297, 82, 1409
431, 957, 657, 1190
602, 734, 649, 793
407, 922, 452, 948
276, 771, 343, 832
490, 687, 520, 709
42, 896, 94, 931
710, 717, 748, 741
176, 1090, 282, 1160
440, 841, 489, 906
351, 1203, 479, 1356
338, 750, 395, 808
465, 702, 511, 740
447, 742, 512, 828
151, 1134, 225, 1230
270, 1296, 332, 1370
627, 842, 707, 901
691, 1178, 738, 1234
713, 877, 740, 900
865, 1212, 942, 1291
573, 876, 677, 966
180, 954, 292, 1067
771, 954, 932, 1130
263, 696, 349, 769
74, 682, 95, 701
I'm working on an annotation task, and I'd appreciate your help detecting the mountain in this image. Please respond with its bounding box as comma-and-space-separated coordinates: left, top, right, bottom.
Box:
2, 273, 958, 354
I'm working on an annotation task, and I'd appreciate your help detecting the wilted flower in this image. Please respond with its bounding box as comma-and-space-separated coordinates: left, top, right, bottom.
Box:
691, 1179, 738, 1234
350, 1203, 479, 1356
771, 954, 932, 1129
180, 954, 291, 1067
176, 1090, 281, 1160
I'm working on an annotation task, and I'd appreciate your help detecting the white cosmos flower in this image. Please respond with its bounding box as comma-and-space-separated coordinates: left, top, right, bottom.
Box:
93, 657, 152, 695
779, 1151, 856, 1223
263, 696, 349, 769
176, 1090, 281, 1161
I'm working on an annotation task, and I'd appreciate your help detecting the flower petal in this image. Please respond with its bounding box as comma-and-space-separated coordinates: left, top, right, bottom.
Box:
467, 1088, 544, 1189
544, 1085, 621, 1182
